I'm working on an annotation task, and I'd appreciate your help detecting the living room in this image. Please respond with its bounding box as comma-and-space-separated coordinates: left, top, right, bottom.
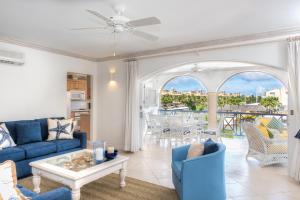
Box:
1, 1, 300, 200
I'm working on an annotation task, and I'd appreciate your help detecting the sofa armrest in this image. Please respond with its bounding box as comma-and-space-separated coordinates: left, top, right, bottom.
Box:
73, 131, 87, 148
172, 145, 190, 163
32, 187, 71, 200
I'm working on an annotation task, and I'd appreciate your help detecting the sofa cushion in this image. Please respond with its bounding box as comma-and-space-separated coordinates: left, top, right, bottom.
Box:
4, 120, 35, 143
16, 122, 42, 145
0, 147, 25, 163
172, 161, 182, 181
203, 139, 219, 155
34, 118, 49, 141
19, 142, 57, 159
52, 139, 81, 152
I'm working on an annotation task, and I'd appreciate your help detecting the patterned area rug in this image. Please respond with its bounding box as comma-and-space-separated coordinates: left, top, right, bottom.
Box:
19, 174, 179, 200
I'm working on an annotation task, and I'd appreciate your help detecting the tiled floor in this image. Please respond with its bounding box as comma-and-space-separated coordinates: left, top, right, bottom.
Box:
121, 137, 300, 200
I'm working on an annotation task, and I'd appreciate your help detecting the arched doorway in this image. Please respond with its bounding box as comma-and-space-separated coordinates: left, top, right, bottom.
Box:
217, 71, 288, 139
160, 76, 208, 111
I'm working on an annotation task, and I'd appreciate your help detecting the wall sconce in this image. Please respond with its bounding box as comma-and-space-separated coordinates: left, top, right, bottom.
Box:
108, 68, 117, 89
109, 68, 116, 80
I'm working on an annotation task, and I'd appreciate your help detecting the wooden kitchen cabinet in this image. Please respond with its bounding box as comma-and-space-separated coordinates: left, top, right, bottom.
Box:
67, 79, 87, 91
79, 114, 90, 140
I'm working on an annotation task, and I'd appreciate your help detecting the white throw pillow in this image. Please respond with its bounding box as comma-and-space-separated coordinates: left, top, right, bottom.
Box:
0, 161, 28, 200
187, 143, 204, 159
0, 123, 16, 149
47, 119, 74, 141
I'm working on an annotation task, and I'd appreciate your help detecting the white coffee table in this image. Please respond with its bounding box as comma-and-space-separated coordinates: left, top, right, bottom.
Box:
30, 149, 129, 200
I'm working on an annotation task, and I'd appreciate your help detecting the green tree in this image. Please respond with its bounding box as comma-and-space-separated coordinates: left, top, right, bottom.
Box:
160, 94, 173, 109
260, 96, 280, 111
185, 98, 196, 111
218, 96, 227, 109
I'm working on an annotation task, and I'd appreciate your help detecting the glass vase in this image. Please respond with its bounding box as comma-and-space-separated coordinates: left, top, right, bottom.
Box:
92, 140, 106, 164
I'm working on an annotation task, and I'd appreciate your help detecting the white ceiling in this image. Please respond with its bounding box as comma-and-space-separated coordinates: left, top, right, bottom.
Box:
1, 0, 300, 60
163, 61, 258, 74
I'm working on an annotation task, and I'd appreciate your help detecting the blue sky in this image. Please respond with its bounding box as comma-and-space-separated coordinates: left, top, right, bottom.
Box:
164, 76, 207, 92
163, 72, 285, 95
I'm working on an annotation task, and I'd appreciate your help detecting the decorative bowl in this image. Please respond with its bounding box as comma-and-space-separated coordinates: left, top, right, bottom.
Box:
105, 150, 118, 160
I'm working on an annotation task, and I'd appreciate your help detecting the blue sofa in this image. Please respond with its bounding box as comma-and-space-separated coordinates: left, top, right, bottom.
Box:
172, 143, 226, 200
0, 118, 87, 179
18, 185, 71, 200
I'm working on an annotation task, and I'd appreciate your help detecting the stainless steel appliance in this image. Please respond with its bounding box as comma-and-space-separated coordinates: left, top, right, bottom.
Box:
71, 101, 89, 111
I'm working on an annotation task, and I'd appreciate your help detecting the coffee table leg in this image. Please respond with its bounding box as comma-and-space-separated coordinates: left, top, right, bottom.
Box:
32, 172, 41, 193
72, 188, 80, 200
120, 168, 127, 188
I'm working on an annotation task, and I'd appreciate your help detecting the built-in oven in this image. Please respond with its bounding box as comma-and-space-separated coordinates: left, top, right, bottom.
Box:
71, 101, 88, 111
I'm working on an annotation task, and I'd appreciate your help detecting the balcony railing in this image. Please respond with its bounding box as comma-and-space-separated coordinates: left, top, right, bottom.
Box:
158, 109, 287, 137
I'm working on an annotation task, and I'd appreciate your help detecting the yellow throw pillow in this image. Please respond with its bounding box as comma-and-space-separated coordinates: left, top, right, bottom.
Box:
260, 118, 272, 126
256, 125, 270, 139
187, 143, 204, 159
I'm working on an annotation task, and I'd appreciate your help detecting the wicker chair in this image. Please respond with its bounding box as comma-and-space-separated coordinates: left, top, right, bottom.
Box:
242, 122, 288, 166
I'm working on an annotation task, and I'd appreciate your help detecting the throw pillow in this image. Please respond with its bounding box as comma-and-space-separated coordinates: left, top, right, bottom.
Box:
203, 138, 218, 155
47, 118, 74, 141
256, 125, 270, 139
259, 118, 272, 127
16, 122, 42, 145
267, 117, 284, 131
0, 160, 28, 200
187, 143, 204, 159
0, 123, 16, 149
268, 128, 281, 139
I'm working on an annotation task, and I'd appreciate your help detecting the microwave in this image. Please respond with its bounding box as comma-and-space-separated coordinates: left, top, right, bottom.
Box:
70, 91, 86, 100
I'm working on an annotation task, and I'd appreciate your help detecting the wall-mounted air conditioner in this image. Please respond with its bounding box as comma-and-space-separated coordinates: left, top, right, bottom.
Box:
0, 49, 25, 65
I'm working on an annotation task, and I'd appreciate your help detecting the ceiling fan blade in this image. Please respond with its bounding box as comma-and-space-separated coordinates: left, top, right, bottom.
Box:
70, 27, 107, 31
127, 17, 161, 27
86, 9, 112, 23
130, 30, 159, 41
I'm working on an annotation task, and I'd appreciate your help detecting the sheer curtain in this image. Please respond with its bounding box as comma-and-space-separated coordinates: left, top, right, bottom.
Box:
287, 38, 300, 181
124, 59, 141, 152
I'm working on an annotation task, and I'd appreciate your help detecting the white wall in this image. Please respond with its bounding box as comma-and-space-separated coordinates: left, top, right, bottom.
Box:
97, 41, 289, 150
97, 60, 126, 149
0, 42, 99, 139
0, 40, 291, 152
145, 66, 288, 93
139, 41, 287, 80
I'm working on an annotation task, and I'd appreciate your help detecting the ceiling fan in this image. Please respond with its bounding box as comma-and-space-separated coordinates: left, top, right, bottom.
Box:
71, 8, 161, 42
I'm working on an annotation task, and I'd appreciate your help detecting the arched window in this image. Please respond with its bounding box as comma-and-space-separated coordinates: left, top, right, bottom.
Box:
217, 71, 287, 137
160, 76, 207, 111
218, 72, 287, 113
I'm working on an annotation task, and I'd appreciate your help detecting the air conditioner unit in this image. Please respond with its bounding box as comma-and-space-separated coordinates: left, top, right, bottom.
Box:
0, 49, 25, 65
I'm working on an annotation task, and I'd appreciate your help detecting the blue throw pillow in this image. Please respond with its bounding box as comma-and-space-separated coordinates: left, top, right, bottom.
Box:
203, 138, 218, 155
16, 122, 42, 145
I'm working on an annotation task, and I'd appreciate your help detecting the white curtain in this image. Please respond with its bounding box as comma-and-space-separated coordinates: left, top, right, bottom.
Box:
287, 38, 300, 181
124, 59, 141, 152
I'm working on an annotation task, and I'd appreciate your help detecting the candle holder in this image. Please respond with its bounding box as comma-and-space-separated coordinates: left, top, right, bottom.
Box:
92, 141, 106, 164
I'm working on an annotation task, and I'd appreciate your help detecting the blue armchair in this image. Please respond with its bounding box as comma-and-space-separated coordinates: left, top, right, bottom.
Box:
17, 184, 71, 200
172, 143, 226, 200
